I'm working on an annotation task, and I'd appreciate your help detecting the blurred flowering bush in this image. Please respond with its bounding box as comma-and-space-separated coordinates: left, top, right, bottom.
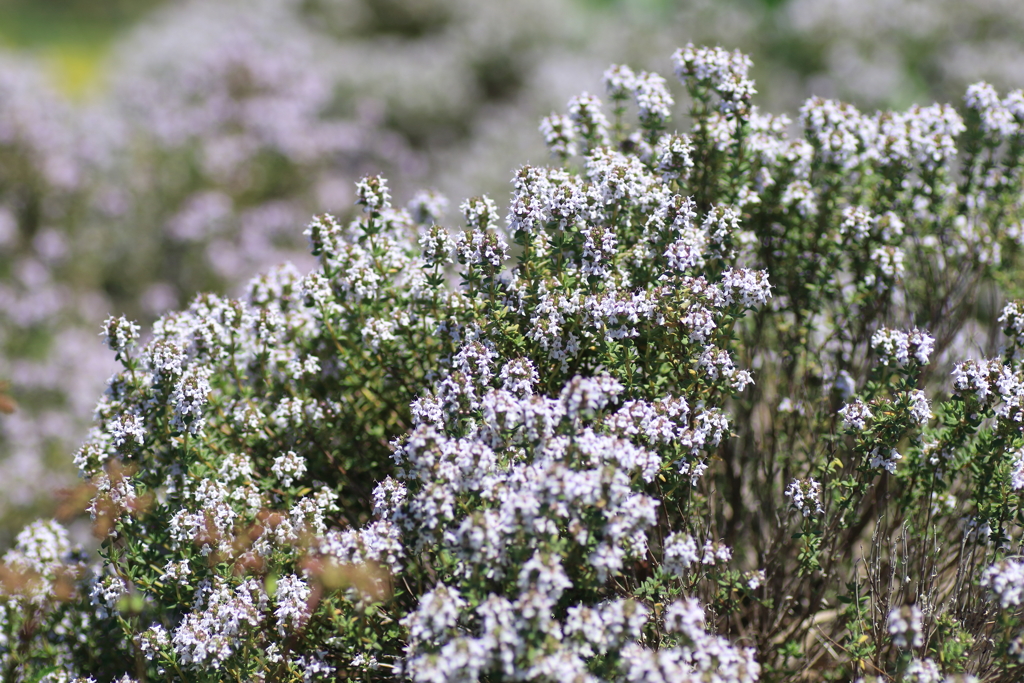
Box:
0, 53, 123, 540
6, 38, 1024, 682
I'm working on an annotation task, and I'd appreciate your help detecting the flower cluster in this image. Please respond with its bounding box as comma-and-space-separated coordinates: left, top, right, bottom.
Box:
871, 328, 935, 367
982, 558, 1024, 609
887, 605, 925, 649
839, 400, 874, 431
785, 478, 824, 518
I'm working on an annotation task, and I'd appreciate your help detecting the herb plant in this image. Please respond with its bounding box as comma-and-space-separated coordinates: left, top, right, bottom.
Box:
4, 43, 1024, 683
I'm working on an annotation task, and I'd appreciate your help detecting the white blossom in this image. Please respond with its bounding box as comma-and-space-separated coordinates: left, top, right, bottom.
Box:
662, 532, 699, 575
170, 366, 212, 435
355, 175, 391, 213
965, 82, 1018, 138
101, 316, 140, 357
603, 64, 636, 100
907, 389, 933, 425
871, 327, 934, 367
672, 43, 756, 114
173, 578, 268, 670
567, 92, 610, 149
274, 574, 311, 636
721, 268, 772, 308
540, 113, 576, 158
136, 625, 170, 661
785, 478, 823, 517
886, 605, 924, 649
982, 558, 1024, 609
869, 447, 902, 474
272, 451, 307, 487
634, 71, 674, 128
408, 189, 449, 226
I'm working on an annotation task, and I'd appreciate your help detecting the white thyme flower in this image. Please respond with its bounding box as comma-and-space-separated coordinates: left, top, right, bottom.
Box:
567, 92, 610, 149
136, 625, 170, 661
634, 71, 674, 128
272, 450, 307, 487
108, 412, 146, 449
662, 532, 698, 576
419, 223, 456, 266
101, 315, 140, 357
886, 605, 924, 649
655, 133, 694, 182
839, 205, 874, 242
161, 559, 191, 584
700, 538, 732, 566
540, 112, 576, 158
951, 358, 1003, 404
965, 82, 1018, 138
603, 63, 636, 100
869, 447, 902, 474
408, 189, 448, 225
907, 389, 933, 425
785, 478, 823, 517
355, 175, 391, 213
89, 575, 128, 616
865, 245, 905, 289
720, 268, 772, 307
170, 366, 212, 436
869, 326, 934, 369
273, 574, 311, 636
672, 43, 755, 114
172, 578, 267, 670
362, 317, 397, 352
982, 557, 1024, 609
303, 213, 343, 258
1000, 300, 1024, 347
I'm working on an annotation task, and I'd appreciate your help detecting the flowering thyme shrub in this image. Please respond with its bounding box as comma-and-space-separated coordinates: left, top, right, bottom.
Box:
7, 0, 1024, 552
7, 43, 1024, 682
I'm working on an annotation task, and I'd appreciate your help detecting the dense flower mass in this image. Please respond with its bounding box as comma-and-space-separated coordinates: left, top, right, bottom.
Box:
4, 39, 1024, 683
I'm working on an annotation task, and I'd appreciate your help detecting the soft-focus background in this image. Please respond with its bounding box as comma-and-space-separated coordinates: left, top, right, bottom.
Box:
1, 0, 1022, 547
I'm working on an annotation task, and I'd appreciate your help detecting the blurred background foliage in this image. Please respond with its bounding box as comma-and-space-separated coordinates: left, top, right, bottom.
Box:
0, 0, 162, 96
0, 0, 1023, 547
